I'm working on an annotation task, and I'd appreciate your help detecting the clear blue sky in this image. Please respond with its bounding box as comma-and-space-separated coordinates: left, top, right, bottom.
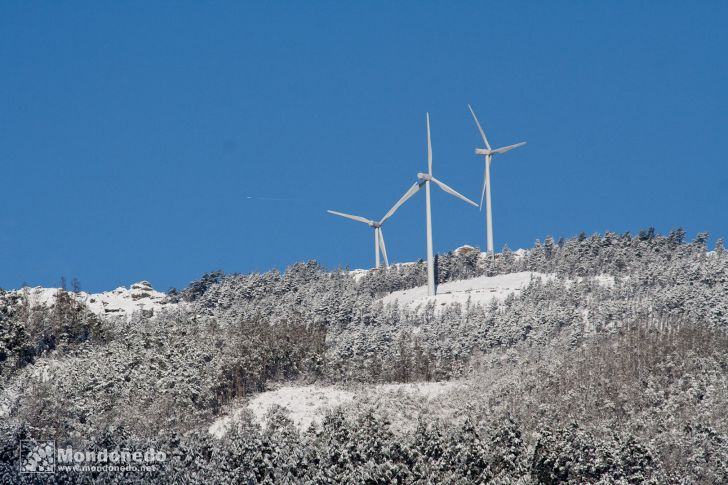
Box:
1, 2, 726, 292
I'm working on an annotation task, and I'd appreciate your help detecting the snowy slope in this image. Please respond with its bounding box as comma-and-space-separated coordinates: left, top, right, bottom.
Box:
16, 281, 175, 321
380, 271, 552, 312
209, 381, 460, 437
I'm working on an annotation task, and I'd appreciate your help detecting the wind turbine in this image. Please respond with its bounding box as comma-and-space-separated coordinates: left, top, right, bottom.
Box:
382, 113, 478, 296
327, 210, 391, 269
467, 104, 526, 256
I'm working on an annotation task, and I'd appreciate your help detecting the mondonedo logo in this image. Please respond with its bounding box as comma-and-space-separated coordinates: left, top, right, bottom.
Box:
20, 439, 166, 474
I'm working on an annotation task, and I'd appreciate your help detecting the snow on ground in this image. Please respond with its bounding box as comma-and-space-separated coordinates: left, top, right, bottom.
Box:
209, 381, 460, 437
348, 248, 528, 282
591, 274, 616, 287
17, 281, 175, 321
380, 271, 552, 312
349, 261, 418, 282
251, 386, 353, 431
0, 385, 18, 420
209, 385, 354, 437
349, 269, 370, 283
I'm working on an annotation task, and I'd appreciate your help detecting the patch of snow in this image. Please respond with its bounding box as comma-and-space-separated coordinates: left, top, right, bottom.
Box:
349, 261, 418, 282
207, 409, 243, 439
591, 274, 616, 288
210, 386, 354, 437
348, 247, 528, 282
349, 269, 369, 283
250, 385, 355, 431
209, 381, 461, 437
374, 381, 459, 398
512, 248, 527, 259
380, 272, 552, 312
20, 287, 58, 307
0, 385, 18, 419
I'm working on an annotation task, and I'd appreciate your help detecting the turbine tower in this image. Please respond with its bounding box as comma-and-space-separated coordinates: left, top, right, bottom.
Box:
467, 104, 526, 256
327, 210, 392, 269
382, 113, 478, 296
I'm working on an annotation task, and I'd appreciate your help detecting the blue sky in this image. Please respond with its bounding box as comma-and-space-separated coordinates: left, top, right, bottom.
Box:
1, 2, 726, 292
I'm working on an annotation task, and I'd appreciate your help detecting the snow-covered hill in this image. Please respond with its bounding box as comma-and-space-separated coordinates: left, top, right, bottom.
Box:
9, 246, 528, 321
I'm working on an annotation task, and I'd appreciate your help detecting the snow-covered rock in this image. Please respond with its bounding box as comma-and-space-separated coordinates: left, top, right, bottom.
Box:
16, 282, 175, 321
453, 244, 478, 255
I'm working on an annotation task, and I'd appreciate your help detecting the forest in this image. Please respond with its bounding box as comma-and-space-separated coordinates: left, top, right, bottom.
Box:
1, 228, 727, 483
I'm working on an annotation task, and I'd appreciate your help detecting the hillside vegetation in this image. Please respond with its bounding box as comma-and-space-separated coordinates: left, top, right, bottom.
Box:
1, 228, 727, 483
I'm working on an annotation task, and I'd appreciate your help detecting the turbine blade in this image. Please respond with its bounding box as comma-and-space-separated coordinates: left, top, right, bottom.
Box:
479, 166, 487, 211
327, 210, 373, 225
468, 104, 491, 150
378, 228, 389, 267
426, 113, 433, 175
380, 182, 422, 224
492, 141, 527, 154
430, 176, 478, 207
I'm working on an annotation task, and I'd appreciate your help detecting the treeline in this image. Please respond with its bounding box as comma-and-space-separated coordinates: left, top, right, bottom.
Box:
5, 317, 326, 439
0, 287, 105, 377
0, 407, 666, 484
357, 228, 718, 295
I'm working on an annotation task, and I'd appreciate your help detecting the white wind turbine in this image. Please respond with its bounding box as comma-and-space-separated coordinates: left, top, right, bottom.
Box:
467, 104, 526, 256
327, 210, 392, 269
382, 113, 478, 296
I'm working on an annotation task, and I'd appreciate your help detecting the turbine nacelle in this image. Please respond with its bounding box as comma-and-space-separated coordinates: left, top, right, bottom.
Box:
417, 172, 431, 181
327, 210, 389, 267
475, 143, 527, 157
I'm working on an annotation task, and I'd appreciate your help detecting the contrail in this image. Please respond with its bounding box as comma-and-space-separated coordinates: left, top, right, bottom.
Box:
245, 195, 294, 201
